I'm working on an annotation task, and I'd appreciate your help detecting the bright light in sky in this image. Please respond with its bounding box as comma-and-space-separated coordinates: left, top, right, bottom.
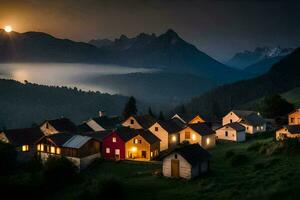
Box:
4, 25, 12, 33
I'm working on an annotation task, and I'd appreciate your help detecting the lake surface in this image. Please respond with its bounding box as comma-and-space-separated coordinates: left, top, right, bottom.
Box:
0, 63, 158, 94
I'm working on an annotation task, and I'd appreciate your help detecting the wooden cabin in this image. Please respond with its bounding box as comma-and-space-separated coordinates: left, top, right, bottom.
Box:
172, 114, 206, 124
215, 122, 246, 142
162, 144, 211, 179
40, 117, 77, 135
148, 119, 185, 151
122, 115, 156, 130
288, 108, 300, 125
179, 123, 216, 149
276, 125, 300, 140
222, 110, 266, 134
0, 127, 44, 160
36, 133, 101, 170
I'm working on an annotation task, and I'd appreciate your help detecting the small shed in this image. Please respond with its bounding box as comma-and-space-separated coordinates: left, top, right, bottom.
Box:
215, 122, 246, 142
162, 144, 211, 179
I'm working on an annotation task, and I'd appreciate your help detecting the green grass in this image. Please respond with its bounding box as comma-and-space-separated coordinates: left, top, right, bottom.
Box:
281, 87, 300, 107
47, 134, 300, 200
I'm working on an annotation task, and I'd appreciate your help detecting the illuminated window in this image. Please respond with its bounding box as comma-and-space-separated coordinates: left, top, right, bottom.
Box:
106, 148, 110, 153
150, 152, 153, 157
155, 127, 159, 131
261, 126, 264, 130
22, 145, 29, 152
115, 149, 120, 155
112, 137, 117, 143
172, 135, 177, 142
40, 144, 44, 151
133, 139, 139, 144
37, 144, 41, 151
256, 126, 259, 130
192, 134, 196, 141
131, 147, 137, 152
50, 146, 56, 154
56, 147, 61, 155
206, 138, 210, 145
185, 131, 190, 139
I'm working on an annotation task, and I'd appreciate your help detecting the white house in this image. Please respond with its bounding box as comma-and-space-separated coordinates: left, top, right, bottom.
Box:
162, 144, 211, 179
222, 110, 266, 134
215, 122, 246, 142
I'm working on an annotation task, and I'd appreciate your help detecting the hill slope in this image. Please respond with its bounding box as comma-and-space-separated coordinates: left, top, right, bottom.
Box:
243, 56, 284, 76
0, 79, 129, 129
183, 47, 300, 118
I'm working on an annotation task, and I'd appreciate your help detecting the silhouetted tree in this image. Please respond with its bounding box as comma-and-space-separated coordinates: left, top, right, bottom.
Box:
258, 94, 294, 118
148, 107, 155, 118
122, 96, 137, 119
158, 111, 165, 121
177, 104, 186, 115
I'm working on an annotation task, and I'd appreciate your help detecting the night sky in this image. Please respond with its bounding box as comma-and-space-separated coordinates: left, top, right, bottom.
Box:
1, 0, 300, 61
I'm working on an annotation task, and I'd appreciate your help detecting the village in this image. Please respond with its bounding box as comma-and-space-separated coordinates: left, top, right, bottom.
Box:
1, 101, 299, 180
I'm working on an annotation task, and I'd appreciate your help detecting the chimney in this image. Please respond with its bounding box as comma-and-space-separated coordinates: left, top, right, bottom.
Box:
99, 110, 106, 117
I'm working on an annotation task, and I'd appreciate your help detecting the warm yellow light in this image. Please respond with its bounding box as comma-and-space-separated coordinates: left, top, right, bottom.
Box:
40, 144, 44, 151
4, 25, 12, 33
131, 147, 137, 152
22, 145, 29, 152
56, 147, 61, 155
206, 138, 210, 145
192, 134, 196, 141
50, 146, 56, 153
172, 135, 177, 142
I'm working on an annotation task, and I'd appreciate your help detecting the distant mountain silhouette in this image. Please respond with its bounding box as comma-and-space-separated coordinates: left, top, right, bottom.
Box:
227, 47, 294, 69
182, 46, 300, 118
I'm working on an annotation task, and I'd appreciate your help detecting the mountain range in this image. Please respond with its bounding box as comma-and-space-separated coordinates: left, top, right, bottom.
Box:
227, 47, 294, 70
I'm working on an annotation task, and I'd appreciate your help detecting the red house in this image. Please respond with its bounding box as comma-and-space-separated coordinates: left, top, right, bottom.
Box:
101, 127, 138, 160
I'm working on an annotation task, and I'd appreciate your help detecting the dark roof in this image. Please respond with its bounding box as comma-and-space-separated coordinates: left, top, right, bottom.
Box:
217, 122, 245, 132
77, 123, 94, 133
2, 127, 44, 146
44, 133, 74, 146
115, 127, 139, 142
188, 123, 215, 136
163, 144, 211, 165
281, 125, 300, 134
80, 130, 111, 142
232, 110, 256, 118
139, 130, 160, 144
231, 110, 266, 126
288, 108, 300, 116
44, 118, 77, 133
92, 116, 120, 130
135, 115, 156, 129
173, 113, 205, 123
158, 119, 184, 134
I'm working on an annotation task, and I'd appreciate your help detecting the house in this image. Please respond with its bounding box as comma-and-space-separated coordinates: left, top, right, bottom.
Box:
288, 108, 300, 125
101, 127, 160, 161
162, 144, 211, 179
172, 113, 206, 124
40, 117, 77, 135
222, 110, 266, 134
36, 133, 101, 170
81, 112, 120, 132
179, 123, 216, 149
0, 127, 44, 160
149, 119, 185, 151
122, 115, 156, 130
276, 125, 300, 140
215, 122, 246, 142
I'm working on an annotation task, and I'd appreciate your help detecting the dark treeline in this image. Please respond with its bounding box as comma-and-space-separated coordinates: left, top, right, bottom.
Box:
182, 47, 300, 119
0, 79, 129, 129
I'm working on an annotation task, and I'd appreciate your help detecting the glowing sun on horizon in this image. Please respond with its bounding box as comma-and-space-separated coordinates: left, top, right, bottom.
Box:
4, 25, 12, 33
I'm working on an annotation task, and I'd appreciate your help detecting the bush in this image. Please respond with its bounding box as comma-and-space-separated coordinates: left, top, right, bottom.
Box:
230, 154, 249, 167
43, 157, 77, 188
0, 142, 17, 175
97, 176, 124, 199
225, 150, 235, 158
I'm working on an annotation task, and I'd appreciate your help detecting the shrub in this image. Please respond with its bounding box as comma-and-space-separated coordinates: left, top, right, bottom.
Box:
97, 176, 124, 199
0, 142, 17, 175
43, 157, 77, 188
225, 150, 235, 158
230, 154, 249, 167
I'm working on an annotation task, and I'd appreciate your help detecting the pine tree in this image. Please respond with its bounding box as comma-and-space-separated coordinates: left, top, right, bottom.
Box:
158, 111, 165, 121
123, 96, 137, 119
148, 107, 155, 117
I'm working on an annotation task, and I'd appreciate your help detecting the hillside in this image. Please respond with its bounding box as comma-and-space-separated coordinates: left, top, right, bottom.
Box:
183, 47, 300, 118
0, 79, 129, 129
281, 87, 300, 107
244, 56, 284, 76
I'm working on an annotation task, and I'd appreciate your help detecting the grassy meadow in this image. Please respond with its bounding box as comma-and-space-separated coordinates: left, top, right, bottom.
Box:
48, 132, 300, 200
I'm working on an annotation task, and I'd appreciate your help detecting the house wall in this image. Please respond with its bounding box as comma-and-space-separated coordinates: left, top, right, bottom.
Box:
168, 133, 180, 149
150, 141, 160, 158
241, 123, 266, 134
179, 127, 201, 144
125, 135, 151, 161
122, 116, 143, 129
289, 110, 300, 125
102, 132, 125, 160
149, 123, 169, 151
162, 153, 192, 179
199, 134, 216, 149
40, 122, 59, 135
86, 120, 105, 131
0, 132, 9, 143
78, 139, 101, 158
216, 127, 246, 142
276, 128, 300, 140
222, 112, 241, 126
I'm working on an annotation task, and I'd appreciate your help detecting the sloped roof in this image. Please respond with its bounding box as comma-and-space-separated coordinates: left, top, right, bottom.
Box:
188, 123, 215, 136
135, 115, 157, 129
232, 110, 256, 118
80, 130, 112, 142
281, 125, 300, 134
77, 123, 94, 133
92, 116, 120, 130
173, 113, 205, 123
288, 108, 300, 116
62, 135, 92, 148
158, 119, 184, 134
240, 113, 266, 126
2, 127, 44, 146
45, 133, 74, 146
115, 127, 139, 142
216, 122, 245, 132
163, 144, 211, 165
43, 118, 77, 133
139, 130, 160, 144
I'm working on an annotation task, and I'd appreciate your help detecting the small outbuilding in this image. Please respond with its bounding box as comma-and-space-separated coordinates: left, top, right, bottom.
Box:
162, 144, 211, 180
215, 122, 246, 142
